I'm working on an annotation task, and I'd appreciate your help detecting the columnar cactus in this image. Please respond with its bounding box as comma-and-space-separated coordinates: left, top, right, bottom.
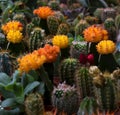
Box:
0, 51, 14, 76
26, 23, 34, 36
47, 15, 59, 35
115, 14, 120, 31
52, 82, 79, 115
75, 66, 95, 99
28, 27, 45, 52
32, 16, 41, 27
25, 92, 45, 115
59, 58, 80, 85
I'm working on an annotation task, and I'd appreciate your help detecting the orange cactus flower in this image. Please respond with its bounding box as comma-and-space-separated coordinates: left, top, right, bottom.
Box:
83, 25, 108, 42
37, 44, 60, 63
1, 21, 23, 34
33, 6, 54, 19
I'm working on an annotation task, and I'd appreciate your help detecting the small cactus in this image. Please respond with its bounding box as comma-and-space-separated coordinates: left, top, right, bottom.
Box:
85, 16, 99, 25
57, 23, 69, 35
94, 8, 104, 21
0, 51, 14, 76
25, 92, 45, 115
26, 23, 35, 36
75, 66, 95, 100
101, 8, 116, 22
52, 82, 79, 115
32, 16, 41, 27
28, 27, 45, 52
75, 20, 89, 36
115, 14, 120, 31
47, 15, 59, 35
59, 58, 80, 85
48, 0, 60, 10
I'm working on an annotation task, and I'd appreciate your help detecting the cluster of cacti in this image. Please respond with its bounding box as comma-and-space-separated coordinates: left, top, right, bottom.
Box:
52, 82, 79, 115
28, 27, 45, 52
89, 66, 118, 113
25, 92, 45, 115
0, 51, 14, 76
70, 40, 88, 59
101, 8, 116, 22
74, 66, 95, 100
75, 20, 89, 36
104, 18, 116, 41
59, 58, 80, 85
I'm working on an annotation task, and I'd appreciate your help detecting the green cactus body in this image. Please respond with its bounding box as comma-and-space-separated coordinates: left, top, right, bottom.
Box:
104, 18, 116, 42
0, 51, 14, 76
47, 16, 59, 35
32, 16, 41, 27
48, 1, 60, 10
59, 58, 80, 85
75, 67, 95, 99
57, 23, 69, 35
115, 14, 120, 31
75, 20, 89, 36
101, 8, 116, 22
25, 93, 44, 115
85, 16, 99, 25
70, 41, 87, 59
26, 23, 34, 36
94, 8, 104, 21
52, 83, 79, 115
29, 27, 45, 52
98, 78, 117, 113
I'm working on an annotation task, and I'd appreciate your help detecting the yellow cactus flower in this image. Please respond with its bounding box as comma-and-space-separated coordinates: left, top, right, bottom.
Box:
83, 25, 108, 42
52, 35, 69, 49
17, 52, 46, 73
96, 40, 116, 54
6, 30, 23, 43
33, 6, 54, 19
1, 21, 23, 34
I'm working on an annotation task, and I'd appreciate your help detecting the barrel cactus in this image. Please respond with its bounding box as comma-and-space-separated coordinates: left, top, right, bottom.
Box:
25, 92, 45, 115
75, 20, 89, 36
57, 23, 69, 35
59, 58, 80, 85
52, 82, 79, 115
0, 51, 14, 76
47, 15, 59, 35
75, 66, 95, 100
28, 27, 45, 52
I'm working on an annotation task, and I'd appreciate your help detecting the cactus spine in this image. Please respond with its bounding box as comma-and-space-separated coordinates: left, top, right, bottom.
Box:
59, 58, 80, 85
0, 51, 14, 76
52, 82, 79, 115
29, 27, 45, 52
47, 15, 59, 35
75, 20, 89, 36
25, 93, 45, 115
75, 67, 95, 99
57, 23, 69, 35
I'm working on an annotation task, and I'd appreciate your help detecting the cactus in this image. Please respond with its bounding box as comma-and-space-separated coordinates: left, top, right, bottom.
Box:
85, 16, 99, 25
47, 15, 59, 35
75, 20, 89, 36
59, 58, 80, 85
52, 82, 79, 115
94, 8, 104, 21
28, 27, 45, 52
101, 8, 116, 22
97, 78, 117, 113
25, 92, 45, 115
115, 14, 120, 31
70, 40, 88, 59
26, 22, 35, 36
0, 51, 14, 76
104, 18, 116, 42
32, 16, 41, 27
48, 0, 60, 10
57, 23, 69, 35
75, 66, 95, 99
